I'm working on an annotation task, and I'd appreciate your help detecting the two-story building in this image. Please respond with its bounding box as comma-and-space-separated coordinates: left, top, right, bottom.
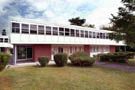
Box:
8, 18, 125, 65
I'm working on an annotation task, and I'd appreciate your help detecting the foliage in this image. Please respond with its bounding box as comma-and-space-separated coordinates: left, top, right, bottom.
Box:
54, 53, 68, 67
0, 53, 11, 71
109, 0, 135, 47
38, 56, 49, 67
69, 17, 86, 26
127, 59, 135, 66
98, 52, 135, 63
69, 52, 95, 66
83, 24, 95, 28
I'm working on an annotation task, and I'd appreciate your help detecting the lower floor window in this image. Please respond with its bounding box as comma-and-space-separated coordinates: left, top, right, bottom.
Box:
17, 46, 32, 60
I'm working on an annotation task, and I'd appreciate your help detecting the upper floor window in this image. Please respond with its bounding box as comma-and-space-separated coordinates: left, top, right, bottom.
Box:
59, 27, 64, 36
85, 31, 88, 38
4, 38, 8, 43
46, 26, 51, 35
38, 25, 44, 35
106, 33, 109, 39
53, 27, 58, 35
93, 32, 96, 38
102, 33, 106, 39
81, 30, 84, 37
12, 23, 20, 33
22, 24, 29, 34
76, 30, 80, 37
71, 29, 75, 37
30, 25, 37, 34
100, 33, 103, 39
97, 33, 100, 38
65, 28, 70, 36
0, 38, 3, 42
89, 31, 92, 38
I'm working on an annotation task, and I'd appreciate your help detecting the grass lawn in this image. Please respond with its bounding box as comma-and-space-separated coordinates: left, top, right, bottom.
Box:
0, 65, 135, 90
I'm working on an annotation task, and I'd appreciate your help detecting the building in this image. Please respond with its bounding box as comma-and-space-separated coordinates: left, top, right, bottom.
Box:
0, 33, 13, 54
7, 19, 124, 65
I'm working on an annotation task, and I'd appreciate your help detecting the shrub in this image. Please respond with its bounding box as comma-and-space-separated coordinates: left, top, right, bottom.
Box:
38, 56, 49, 67
98, 52, 135, 63
54, 53, 68, 67
0, 53, 11, 71
69, 52, 95, 66
127, 59, 135, 66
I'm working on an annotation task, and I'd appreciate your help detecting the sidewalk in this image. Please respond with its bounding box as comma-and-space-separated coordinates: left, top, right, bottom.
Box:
95, 61, 135, 72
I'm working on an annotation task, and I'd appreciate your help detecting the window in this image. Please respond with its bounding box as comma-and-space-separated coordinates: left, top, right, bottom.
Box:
106, 33, 109, 39
71, 29, 75, 37
46, 26, 51, 35
81, 30, 84, 37
12, 23, 20, 33
102, 33, 106, 39
17, 46, 32, 60
22, 24, 29, 34
30, 25, 37, 34
93, 32, 96, 38
53, 27, 58, 35
65, 28, 70, 36
97, 33, 100, 38
0, 38, 3, 42
85, 31, 88, 38
58, 47, 63, 53
100, 33, 103, 39
89, 31, 92, 38
38, 25, 44, 34
59, 27, 64, 36
4, 38, 8, 43
0, 48, 5, 52
76, 30, 79, 37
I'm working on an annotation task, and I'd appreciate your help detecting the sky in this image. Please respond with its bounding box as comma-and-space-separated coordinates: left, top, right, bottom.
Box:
0, 0, 122, 31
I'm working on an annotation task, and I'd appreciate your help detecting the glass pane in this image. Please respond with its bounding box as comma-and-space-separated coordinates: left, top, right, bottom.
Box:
17, 47, 27, 59
38, 25, 44, 34
59, 28, 64, 36
53, 27, 58, 35
22, 24, 29, 34
27, 47, 32, 58
46, 26, 51, 35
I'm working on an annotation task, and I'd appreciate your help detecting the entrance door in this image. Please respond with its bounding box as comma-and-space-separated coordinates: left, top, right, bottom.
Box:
17, 46, 32, 62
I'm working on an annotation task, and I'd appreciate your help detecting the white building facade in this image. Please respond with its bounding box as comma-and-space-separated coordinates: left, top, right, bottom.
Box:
8, 19, 125, 65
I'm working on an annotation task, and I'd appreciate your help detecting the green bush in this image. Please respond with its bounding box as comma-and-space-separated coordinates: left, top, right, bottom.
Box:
98, 52, 135, 63
69, 52, 95, 66
0, 53, 11, 71
127, 59, 135, 66
54, 53, 68, 67
38, 56, 49, 67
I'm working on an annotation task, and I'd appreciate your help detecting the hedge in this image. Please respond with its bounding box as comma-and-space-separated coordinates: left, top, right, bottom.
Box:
0, 53, 11, 71
69, 52, 95, 66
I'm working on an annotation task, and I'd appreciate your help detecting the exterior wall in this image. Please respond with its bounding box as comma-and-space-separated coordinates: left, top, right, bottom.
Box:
84, 45, 91, 55
110, 45, 116, 53
10, 34, 125, 46
32, 44, 51, 61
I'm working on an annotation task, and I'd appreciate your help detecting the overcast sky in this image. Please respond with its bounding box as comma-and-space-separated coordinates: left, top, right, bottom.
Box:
0, 0, 122, 31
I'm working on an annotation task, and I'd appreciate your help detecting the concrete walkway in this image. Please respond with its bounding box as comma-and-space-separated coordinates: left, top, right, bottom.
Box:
95, 61, 135, 72
7, 60, 56, 68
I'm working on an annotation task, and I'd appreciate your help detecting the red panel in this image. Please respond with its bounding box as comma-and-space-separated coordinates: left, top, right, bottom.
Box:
110, 46, 116, 53
84, 45, 91, 55
32, 44, 51, 61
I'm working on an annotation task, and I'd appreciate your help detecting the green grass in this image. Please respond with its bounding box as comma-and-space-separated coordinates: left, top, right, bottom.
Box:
0, 65, 135, 90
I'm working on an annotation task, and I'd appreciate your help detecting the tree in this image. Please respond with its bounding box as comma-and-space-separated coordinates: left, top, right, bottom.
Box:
83, 24, 95, 28
109, 0, 135, 47
69, 17, 86, 26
